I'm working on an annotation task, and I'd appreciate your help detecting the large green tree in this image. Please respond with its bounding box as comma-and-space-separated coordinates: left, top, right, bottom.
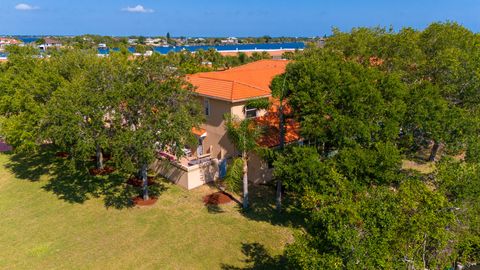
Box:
275, 147, 456, 269
0, 46, 62, 151
111, 54, 201, 200
42, 51, 128, 169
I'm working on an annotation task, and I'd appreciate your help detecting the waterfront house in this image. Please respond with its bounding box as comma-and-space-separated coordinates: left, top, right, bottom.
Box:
221, 37, 239, 44
155, 59, 300, 189
0, 38, 21, 50
38, 38, 63, 50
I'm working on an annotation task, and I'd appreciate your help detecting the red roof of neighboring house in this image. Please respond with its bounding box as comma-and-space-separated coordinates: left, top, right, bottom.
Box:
255, 99, 301, 148
43, 38, 62, 45
0, 38, 21, 45
187, 60, 289, 102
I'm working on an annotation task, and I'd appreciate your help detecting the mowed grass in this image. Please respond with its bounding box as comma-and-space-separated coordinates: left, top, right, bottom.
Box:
0, 153, 295, 270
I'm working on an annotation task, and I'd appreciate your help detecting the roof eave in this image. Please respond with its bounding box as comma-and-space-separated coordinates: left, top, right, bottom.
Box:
194, 93, 272, 103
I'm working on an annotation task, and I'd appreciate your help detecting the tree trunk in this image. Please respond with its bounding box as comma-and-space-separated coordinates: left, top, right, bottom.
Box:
276, 180, 282, 212
96, 144, 104, 169
276, 99, 285, 212
242, 153, 249, 210
141, 163, 149, 201
428, 141, 441, 162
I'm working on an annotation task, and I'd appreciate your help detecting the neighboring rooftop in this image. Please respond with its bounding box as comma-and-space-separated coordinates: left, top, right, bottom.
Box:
43, 38, 62, 45
255, 99, 301, 148
187, 59, 289, 102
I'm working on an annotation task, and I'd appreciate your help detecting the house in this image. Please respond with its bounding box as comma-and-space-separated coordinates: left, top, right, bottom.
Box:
221, 37, 238, 44
38, 38, 62, 50
155, 60, 300, 189
0, 38, 21, 50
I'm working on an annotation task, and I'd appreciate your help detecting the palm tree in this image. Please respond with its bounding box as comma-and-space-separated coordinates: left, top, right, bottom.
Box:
224, 114, 261, 210
271, 73, 289, 212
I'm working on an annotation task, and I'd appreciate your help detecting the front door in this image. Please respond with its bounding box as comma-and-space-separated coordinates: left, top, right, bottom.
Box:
219, 159, 227, 179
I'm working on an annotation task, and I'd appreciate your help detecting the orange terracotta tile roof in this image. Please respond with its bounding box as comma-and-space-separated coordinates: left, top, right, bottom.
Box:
192, 127, 207, 137
187, 59, 289, 102
255, 99, 301, 148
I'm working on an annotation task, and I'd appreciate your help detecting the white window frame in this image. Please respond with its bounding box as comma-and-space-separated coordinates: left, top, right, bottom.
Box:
244, 106, 258, 118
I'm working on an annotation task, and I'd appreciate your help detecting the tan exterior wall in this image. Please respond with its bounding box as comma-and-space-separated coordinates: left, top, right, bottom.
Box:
198, 96, 267, 161
195, 96, 272, 184
197, 96, 236, 160
152, 158, 219, 190
248, 152, 274, 184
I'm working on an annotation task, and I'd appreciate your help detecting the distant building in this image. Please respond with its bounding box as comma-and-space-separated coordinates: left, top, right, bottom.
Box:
317, 38, 327, 48
221, 37, 238, 44
38, 38, 63, 50
0, 38, 22, 50
98, 43, 108, 49
145, 38, 165, 46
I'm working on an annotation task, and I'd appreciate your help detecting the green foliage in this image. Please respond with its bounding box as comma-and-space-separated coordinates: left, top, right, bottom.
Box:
436, 160, 480, 264
285, 48, 407, 150
335, 142, 401, 185
245, 98, 270, 110
224, 114, 261, 155
42, 51, 128, 167
223, 158, 243, 193
276, 148, 457, 269
273, 22, 480, 269
111, 54, 202, 175
466, 136, 480, 163
0, 46, 62, 152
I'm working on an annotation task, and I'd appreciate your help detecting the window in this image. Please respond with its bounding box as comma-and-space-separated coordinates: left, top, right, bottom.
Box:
244, 106, 257, 118
204, 98, 210, 116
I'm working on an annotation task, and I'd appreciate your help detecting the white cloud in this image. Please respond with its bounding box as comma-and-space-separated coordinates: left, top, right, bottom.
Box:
15, 3, 39, 11
122, 5, 154, 13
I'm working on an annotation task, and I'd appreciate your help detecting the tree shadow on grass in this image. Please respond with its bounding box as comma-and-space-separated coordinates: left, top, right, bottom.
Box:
206, 203, 226, 214
4, 148, 168, 209
3, 148, 55, 182
221, 242, 287, 270
241, 184, 306, 229
42, 164, 104, 204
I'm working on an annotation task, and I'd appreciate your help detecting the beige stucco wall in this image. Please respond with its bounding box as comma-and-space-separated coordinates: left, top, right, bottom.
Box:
197, 96, 237, 160
193, 96, 273, 185
248, 152, 274, 184
152, 158, 219, 190
198, 96, 267, 160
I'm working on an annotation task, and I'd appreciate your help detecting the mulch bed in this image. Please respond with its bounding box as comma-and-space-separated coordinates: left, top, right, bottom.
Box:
55, 152, 69, 158
89, 166, 115, 176
203, 192, 234, 205
90, 154, 112, 162
127, 176, 156, 187
133, 196, 158, 206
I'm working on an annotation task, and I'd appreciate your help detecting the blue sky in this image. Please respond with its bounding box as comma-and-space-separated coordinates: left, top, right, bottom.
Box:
0, 0, 479, 37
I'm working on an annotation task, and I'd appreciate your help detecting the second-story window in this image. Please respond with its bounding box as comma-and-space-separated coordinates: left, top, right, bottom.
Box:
204, 98, 210, 116
245, 106, 257, 118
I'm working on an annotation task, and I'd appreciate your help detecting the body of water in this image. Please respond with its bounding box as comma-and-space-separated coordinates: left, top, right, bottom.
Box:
98, 42, 305, 55
16, 37, 40, 43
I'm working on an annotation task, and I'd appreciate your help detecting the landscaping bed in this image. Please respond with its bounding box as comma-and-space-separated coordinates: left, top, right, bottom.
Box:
203, 192, 234, 205
132, 196, 158, 206
89, 166, 115, 176
127, 176, 156, 187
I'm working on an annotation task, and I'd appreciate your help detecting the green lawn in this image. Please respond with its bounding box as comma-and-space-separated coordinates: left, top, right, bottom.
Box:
0, 152, 295, 269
